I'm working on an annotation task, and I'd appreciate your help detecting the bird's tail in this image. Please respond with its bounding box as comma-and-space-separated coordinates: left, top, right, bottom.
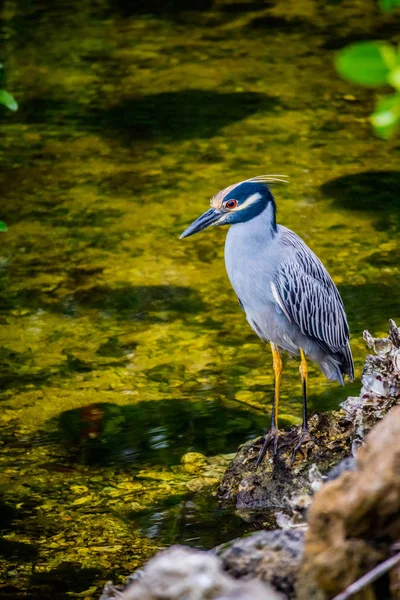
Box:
320, 341, 354, 384
341, 341, 355, 382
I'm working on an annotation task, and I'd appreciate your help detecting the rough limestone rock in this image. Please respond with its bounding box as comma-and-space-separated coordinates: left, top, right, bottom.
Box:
214, 529, 304, 599
341, 318, 400, 444
297, 404, 400, 600
218, 320, 400, 511
217, 409, 352, 510
100, 545, 281, 600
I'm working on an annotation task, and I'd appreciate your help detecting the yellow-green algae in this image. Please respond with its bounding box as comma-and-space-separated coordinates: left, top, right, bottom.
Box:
0, 0, 400, 597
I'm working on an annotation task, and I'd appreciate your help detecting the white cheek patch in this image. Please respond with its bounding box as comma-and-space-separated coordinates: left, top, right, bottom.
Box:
234, 192, 263, 211
213, 213, 230, 225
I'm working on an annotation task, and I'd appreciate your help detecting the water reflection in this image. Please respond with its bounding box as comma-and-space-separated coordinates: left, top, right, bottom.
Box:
47, 399, 268, 466
131, 494, 258, 548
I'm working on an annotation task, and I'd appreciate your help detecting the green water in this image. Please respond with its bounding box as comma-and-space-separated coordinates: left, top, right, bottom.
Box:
1, 0, 400, 597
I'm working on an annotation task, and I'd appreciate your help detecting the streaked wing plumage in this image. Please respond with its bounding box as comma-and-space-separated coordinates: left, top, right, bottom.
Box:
273, 230, 350, 357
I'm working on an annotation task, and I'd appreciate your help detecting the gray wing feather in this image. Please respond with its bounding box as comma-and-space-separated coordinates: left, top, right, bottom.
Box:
273, 230, 350, 354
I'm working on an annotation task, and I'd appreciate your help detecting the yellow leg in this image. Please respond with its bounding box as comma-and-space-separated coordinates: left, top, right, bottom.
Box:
299, 348, 308, 430
271, 342, 283, 429
255, 342, 283, 466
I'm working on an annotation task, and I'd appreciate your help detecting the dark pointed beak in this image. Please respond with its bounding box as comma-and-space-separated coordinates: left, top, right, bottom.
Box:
179, 208, 222, 239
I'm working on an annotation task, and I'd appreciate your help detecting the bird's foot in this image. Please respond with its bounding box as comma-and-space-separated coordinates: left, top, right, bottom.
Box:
255, 427, 280, 467
286, 428, 317, 466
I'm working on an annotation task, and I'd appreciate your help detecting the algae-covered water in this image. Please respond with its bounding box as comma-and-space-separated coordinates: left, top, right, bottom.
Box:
1, 0, 400, 597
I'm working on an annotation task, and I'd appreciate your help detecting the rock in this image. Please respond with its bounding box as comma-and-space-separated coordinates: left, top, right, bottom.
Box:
341, 319, 400, 445
217, 409, 352, 510
324, 456, 356, 481
214, 529, 304, 599
99, 545, 281, 600
297, 404, 400, 600
218, 320, 400, 511
180, 452, 208, 474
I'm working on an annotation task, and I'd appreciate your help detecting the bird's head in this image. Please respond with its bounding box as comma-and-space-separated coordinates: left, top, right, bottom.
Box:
179, 175, 287, 239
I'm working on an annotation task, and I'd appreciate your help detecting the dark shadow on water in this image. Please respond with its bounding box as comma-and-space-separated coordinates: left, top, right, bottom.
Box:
21, 90, 280, 144
246, 14, 318, 34
0, 283, 205, 320
338, 283, 400, 338
221, 1, 274, 12
15, 0, 215, 19
0, 499, 19, 532
42, 399, 270, 467
323, 19, 400, 50
111, 0, 214, 16
321, 171, 400, 232
73, 284, 206, 318
0, 497, 39, 593
364, 246, 400, 268
0, 538, 38, 563
29, 563, 103, 600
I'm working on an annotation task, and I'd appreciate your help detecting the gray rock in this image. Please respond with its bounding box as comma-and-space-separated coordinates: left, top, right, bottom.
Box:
215, 529, 304, 599
325, 456, 356, 481
100, 545, 281, 600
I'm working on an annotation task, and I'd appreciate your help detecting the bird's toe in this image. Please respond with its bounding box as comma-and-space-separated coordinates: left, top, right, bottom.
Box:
255, 428, 280, 467
289, 429, 317, 466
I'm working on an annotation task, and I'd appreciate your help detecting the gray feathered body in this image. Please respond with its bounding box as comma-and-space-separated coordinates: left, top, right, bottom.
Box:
224, 204, 354, 384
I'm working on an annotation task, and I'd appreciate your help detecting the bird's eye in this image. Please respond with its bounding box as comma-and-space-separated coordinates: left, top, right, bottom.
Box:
225, 200, 238, 209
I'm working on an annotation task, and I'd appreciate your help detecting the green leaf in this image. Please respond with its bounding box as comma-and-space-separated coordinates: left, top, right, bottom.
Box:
370, 93, 400, 138
0, 89, 18, 111
379, 0, 400, 12
388, 66, 400, 89
335, 41, 395, 87
0, 222, 8, 232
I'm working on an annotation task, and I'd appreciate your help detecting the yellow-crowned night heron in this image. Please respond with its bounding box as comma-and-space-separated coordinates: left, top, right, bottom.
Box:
180, 175, 354, 464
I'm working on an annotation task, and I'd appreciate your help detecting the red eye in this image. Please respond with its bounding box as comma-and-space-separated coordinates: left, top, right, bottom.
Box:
225, 199, 237, 209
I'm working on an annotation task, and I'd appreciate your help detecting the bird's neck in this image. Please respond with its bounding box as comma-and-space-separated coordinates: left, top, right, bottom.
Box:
228, 202, 277, 243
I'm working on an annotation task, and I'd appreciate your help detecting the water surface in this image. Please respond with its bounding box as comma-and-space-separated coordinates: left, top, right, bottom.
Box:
1, 0, 400, 597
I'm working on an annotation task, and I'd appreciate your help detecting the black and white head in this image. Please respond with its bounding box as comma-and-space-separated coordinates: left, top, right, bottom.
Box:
179, 175, 288, 239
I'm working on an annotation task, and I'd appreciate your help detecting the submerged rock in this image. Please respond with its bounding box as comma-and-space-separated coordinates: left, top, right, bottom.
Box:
100, 545, 281, 600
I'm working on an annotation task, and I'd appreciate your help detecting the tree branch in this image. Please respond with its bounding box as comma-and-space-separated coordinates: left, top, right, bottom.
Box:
332, 553, 400, 600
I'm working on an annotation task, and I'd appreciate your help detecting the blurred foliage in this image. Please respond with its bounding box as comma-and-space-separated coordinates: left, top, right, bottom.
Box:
0, 89, 18, 112
379, 0, 400, 12
336, 42, 400, 138
0, 65, 16, 236
0, 65, 17, 112
335, 2, 400, 138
